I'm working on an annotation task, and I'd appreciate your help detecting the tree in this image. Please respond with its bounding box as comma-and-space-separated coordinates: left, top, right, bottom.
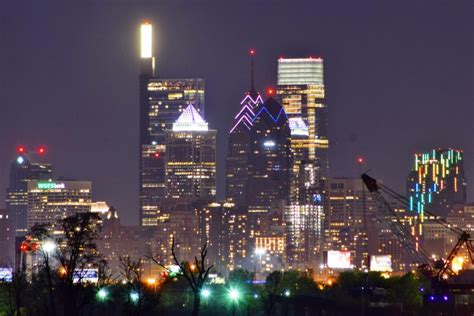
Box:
149, 238, 213, 316
263, 270, 319, 315
264, 271, 282, 316
55, 212, 102, 316
6, 266, 28, 316
119, 255, 145, 315
30, 223, 57, 316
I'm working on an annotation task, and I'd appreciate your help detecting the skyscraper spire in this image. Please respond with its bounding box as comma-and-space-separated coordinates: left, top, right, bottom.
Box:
249, 49, 255, 93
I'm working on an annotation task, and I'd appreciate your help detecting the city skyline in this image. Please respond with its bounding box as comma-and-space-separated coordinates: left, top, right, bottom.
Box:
0, 1, 472, 225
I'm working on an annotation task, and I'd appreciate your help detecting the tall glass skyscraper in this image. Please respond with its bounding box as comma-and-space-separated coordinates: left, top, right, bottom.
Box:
165, 105, 216, 200
276, 57, 328, 182
138, 22, 205, 226
6, 148, 53, 236
226, 51, 264, 206
276, 57, 328, 267
246, 97, 293, 211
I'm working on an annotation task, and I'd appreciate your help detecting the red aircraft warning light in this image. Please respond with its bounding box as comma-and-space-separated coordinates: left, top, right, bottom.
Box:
37, 145, 47, 155
267, 88, 275, 96
356, 156, 365, 165
16, 145, 26, 154
249, 49, 255, 55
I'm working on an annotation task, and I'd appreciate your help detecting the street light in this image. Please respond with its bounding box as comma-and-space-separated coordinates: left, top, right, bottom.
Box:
97, 288, 109, 302
284, 289, 290, 297
254, 248, 266, 281
228, 288, 240, 301
146, 277, 157, 285
41, 240, 57, 254
201, 288, 211, 299
228, 288, 241, 316
130, 291, 139, 303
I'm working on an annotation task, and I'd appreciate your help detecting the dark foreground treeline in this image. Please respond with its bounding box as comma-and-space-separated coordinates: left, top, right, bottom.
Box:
0, 213, 428, 316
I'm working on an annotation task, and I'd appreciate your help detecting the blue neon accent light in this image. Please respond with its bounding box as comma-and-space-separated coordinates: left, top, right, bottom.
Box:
253, 107, 287, 124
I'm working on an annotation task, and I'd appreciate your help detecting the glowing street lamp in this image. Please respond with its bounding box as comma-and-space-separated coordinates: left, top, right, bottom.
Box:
228, 288, 240, 301
96, 288, 109, 302
130, 291, 139, 303
228, 288, 241, 316
254, 248, 266, 281
41, 240, 57, 254
201, 288, 211, 299
146, 277, 157, 285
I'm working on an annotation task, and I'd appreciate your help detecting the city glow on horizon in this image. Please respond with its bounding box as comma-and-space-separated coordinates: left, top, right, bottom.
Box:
141, 23, 153, 58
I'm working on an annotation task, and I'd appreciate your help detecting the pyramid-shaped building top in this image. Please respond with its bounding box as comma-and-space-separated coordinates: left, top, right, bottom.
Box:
172, 104, 208, 131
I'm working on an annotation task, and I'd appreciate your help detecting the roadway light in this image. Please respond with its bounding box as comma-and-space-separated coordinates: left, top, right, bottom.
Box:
97, 288, 109, 301
284, 289, 290, 297
41, 240, 56, 254
228, 288, 240, 301
254, 248, 266, 256
146, 277, 157, 285
201, 288, 211, 299
130, 291, 139, 303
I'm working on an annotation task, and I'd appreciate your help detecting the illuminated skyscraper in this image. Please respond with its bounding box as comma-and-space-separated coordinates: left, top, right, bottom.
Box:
277, 57, 328, 267
0, 208, 12, 264
226, 50, 263, 205
6, 146, 53, 237
325, 178, 379, 270
246, 96, 292, 211
165, 105, 216, 200
285, 161, 324, 268
27, 180, 92, 229
407, 149, 466, 218
138, 22, 205, 226
276, 57, 328, 183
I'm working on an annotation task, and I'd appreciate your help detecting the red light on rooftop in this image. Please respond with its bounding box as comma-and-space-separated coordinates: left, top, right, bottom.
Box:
16, 145, 26, 154
37, 145, 46, 155
249, 49, 255, 55
356, 156, 365, 165
267, 88, 274, 96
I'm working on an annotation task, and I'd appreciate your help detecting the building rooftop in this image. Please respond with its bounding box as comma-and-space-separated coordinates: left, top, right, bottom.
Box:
172, 104, 208, 132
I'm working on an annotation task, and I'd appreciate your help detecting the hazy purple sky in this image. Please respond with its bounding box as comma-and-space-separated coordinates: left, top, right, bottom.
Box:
0, 1, 472, 225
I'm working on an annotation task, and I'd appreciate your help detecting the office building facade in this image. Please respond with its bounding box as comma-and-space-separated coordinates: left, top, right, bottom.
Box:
27, 180, 92, 229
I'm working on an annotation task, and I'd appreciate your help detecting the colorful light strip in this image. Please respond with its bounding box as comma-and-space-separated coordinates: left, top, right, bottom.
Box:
409, 149, 463, 216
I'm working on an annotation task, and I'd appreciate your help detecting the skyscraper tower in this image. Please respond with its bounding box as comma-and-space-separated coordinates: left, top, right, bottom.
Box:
276, 57, 328, 268
276, 57, 328, 184
226, 50, 263, 206
165, 105, 217, 200
246, 95, 293, 212
407, 149, 466, 218
138, 22, 205, 226
6, 146, 53, 237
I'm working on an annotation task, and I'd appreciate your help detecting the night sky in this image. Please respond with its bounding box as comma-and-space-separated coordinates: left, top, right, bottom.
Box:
0, 1, 472, 225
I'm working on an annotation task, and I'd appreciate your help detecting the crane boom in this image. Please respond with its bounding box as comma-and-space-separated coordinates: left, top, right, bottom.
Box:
361, 173, 431, 267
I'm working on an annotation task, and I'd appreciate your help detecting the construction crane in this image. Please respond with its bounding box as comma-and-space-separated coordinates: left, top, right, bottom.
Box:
361, 173, 474, 288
